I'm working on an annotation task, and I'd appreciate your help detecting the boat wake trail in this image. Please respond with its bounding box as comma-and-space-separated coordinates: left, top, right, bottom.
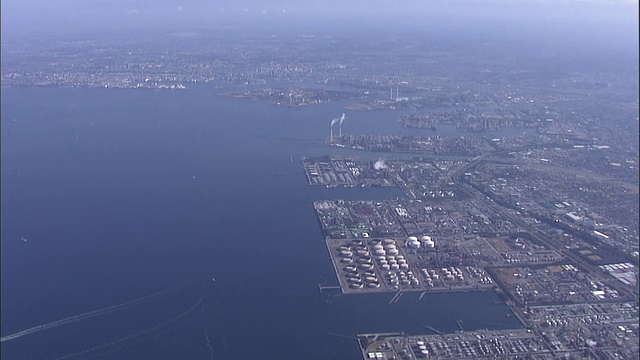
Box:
201, 306, 215, 360
1, 282, 191, 343
55, 297, 204, 360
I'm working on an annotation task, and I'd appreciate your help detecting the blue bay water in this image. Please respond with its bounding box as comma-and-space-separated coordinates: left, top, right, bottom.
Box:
1, 86, 521, 359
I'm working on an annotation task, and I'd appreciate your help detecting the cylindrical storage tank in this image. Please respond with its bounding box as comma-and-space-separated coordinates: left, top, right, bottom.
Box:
374, 249, 386, 256
356, 249, 369, 256
376, 255, 386, 261
349, 283, 364, 289
339, 245, 350, 251
381, 264, 390, 270
420, 236, 431, 242
424, 240, 435, 248
396, 255, 405, 260
388, 259, 398, 265
340, 257, 353, 263
387, 256, 395, 261
388, 249, 399, 256
384, 239, 396, 245
367, 282, 381, 288
344, 265, 357, 272
373, 244, 384, 251
401, 279, 410, 285
398, 259, 407, 265
432, 274, 439, 279
379, 259, 388, 266
400, 263, 409, 270
384, 244, 397, 251
391, 264, 400, 270
360, 263, 374, 270
340, 250, 353, 257
365, 276, 377, 282
370, 239, 382, 245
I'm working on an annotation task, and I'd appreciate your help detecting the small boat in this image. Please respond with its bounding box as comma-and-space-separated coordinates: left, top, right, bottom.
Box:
20, 237, 28, 243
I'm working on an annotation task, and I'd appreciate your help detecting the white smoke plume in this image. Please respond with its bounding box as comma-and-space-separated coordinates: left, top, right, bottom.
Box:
330, 113, 346, 127
374, 159, 386, 170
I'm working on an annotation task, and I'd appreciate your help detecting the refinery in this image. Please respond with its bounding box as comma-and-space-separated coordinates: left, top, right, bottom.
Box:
326, 236, 497, 295
309, 108, 638, 359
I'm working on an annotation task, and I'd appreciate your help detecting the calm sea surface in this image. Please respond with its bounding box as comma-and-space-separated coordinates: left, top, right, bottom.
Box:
1, 86, 521, 359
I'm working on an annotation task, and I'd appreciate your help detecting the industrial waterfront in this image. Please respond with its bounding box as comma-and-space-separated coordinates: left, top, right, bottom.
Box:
1, 86, 525, 359
305, 145, 637, 359
2, 14, 638, 358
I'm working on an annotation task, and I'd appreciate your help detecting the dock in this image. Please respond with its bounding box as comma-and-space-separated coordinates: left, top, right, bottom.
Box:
319, 284, 341, 293
388, 291, 403, 305
422, 324, 443, 335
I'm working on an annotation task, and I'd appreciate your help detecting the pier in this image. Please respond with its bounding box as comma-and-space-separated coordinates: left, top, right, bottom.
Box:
318, 284, 341, 293
388, 291, 403, 305
422, 324, 444, 335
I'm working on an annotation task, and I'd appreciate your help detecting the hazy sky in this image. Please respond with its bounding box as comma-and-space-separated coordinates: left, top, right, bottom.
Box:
1, 0, 638, 46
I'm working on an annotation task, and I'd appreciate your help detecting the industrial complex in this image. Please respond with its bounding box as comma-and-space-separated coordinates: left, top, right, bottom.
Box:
307, 128, 638, 359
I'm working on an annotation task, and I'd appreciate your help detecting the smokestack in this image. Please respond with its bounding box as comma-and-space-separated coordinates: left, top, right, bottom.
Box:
339, 113, 346, 138
396, 86, 399, 99
330, 120, 334, 142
